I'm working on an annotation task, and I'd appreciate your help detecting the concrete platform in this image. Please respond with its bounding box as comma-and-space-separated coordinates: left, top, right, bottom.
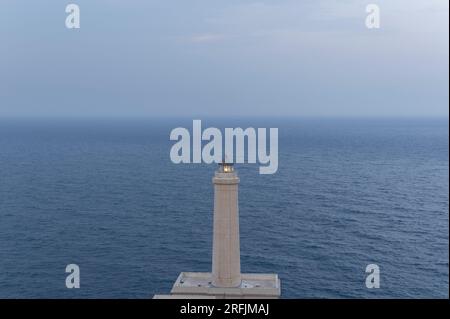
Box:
166, 272, 281, 299
153, 294, 217, 299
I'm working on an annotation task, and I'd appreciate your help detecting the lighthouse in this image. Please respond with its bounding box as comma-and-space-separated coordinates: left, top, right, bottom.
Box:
154, 163, 281, 299
212, 161, 241, 287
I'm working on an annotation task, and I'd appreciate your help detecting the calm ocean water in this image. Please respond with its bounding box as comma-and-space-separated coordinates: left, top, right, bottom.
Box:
0, 118, 448, 298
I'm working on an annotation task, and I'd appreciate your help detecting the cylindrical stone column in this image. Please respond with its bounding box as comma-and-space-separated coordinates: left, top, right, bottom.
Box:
211, 166, 241, 288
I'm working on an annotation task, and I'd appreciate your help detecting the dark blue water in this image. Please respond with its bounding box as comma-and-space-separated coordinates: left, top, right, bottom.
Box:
0, 118, 448, 298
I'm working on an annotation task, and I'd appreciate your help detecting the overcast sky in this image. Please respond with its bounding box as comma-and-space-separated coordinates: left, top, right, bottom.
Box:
0, 0, 448, 117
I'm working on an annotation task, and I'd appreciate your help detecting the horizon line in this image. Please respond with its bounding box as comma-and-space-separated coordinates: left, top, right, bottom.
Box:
0, 115, 448, 120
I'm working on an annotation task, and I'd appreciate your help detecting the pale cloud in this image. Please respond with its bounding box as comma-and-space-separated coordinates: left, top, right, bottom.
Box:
196, 0, 449, 37
188, 33, 224, 43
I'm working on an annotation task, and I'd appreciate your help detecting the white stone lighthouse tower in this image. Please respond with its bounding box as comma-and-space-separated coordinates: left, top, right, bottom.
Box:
154, 163, 281, 299
212, 162, 241, 287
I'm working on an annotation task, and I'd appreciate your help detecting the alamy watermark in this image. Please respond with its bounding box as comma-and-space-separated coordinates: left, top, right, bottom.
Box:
365, 4, 380, 29
169, 120, 278, 174
65, 264, 80, 288
65, 4, 80, 29
365, 264, 380, 288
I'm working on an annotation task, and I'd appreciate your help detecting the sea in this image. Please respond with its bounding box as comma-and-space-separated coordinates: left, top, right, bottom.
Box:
0, 117, 448, 298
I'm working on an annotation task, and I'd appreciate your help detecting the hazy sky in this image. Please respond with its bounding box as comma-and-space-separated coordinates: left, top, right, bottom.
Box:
0, 0, 448, 117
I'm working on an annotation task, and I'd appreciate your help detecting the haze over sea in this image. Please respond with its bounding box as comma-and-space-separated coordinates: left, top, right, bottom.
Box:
0, 117, 448, 298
